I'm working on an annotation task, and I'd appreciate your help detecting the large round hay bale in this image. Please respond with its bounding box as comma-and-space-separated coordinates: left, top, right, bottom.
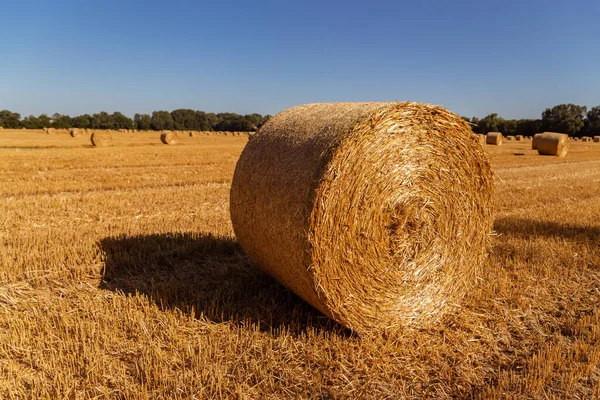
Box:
46, 128, 56, 135
70, 128, 82, 138
230, 102, 494, 334
593, 136, 600, 143
160, 131, 178, 145
90, 131, 112, 147
515, 135, 523, 141
537, 132, 568, 157
506, 136, 514, 141
486, 132, 503, 145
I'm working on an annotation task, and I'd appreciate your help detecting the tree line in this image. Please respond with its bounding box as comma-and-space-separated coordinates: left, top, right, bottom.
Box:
463, 104, 600, 137
0, 109, 272, 132
1, 103, 599, 136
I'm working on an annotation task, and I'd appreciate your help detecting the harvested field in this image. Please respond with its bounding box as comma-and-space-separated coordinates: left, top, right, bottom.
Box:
0, 129, 599, 398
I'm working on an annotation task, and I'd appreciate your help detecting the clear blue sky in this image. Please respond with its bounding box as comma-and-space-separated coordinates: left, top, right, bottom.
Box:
1, 0, 599, 119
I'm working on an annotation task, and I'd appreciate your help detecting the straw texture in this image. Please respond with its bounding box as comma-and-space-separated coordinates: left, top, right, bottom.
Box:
90, 131, 112, 147
160, 132, 178, 145
537, 132, 568, 157
486, 132, 502, 145
230, 102, 494, 334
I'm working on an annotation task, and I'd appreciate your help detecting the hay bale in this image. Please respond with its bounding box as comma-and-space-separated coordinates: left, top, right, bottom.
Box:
515, 135, 523, 141
486, 132, 503, 145
537, 132, 568, 157
160, 131, 178, 145
70, 128, 82, 138
506, 136, 514, 141
532, 133, 544, 149
582, 137, 590, 142
230, 102, 494, 334
90, 131, 112, 147
593, 136, 600, 143
46, 128, 56, 135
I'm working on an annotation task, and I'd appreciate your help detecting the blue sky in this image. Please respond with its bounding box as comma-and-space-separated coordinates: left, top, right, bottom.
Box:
1, 0, 599, 119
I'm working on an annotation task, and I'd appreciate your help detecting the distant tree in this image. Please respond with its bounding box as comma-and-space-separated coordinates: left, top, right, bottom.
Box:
515, 119, 540, 136
52, 113, 73, 129
21, 115, 42, 129
134, 113, 152, 130
92, 112, 114, 129
244, 113, 263, 129
584, 106, 600, 135
540, 104, 587, 135
112, 112, 133, 129
194, 111, 215, 131
497, 119, 517, 136
478, 113, 501, 133
151, 111, 174, 130
38, 114, 52, 128
171, 109, 199, 130
257, 114, 271, 130
72, 114, 92, 128
0, 110, 21, 128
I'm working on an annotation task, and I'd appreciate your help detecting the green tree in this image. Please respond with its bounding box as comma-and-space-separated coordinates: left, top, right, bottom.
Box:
21, 115, 42, 129
52, 113, 73, 129
540, 104, 587, 135
151, 111, 174, 131
0, 110, 21, 128
112, 112, 133, 129
92, 112, 114, 129
38, 114, 52, 128
584, 106, 600, 135
72, 114, 92, 128
134, 113, 152, 130
478, 113, 501, 133
497, 119, 517, 136
171, 109, 199, 130
515, 119, 540, 136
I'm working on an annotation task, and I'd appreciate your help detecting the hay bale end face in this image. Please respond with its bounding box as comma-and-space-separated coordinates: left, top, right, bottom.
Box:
515, 135, 523, 141
593, 136, 600, 143
70, 128, 82, 138
506, 136, 514, 141
486, 132, 503, 145
90, 131, 112, 147
532, 133, 544, 149
160, 131, 178, 145
537, 132, 568, 157
230, 102, 495, 334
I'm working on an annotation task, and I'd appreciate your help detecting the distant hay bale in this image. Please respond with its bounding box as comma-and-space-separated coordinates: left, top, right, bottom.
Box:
506, 136, 514, 141
582, 137, 591, 142
537, 132, 568, 157
593, 136, 600, 143
46, 128, 56, 135
90, 131, 112, 147
515, 135, 523, 141
69, 128, 82, 138
230, 102, 494, 334
486, 132, 503, 145
160, 131, 178, 145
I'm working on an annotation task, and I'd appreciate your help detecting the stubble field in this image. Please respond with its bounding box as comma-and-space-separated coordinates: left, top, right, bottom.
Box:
0, 129, 599, 399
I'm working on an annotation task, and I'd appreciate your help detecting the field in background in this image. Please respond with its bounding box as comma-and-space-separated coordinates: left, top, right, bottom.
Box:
0, 130, 599, 398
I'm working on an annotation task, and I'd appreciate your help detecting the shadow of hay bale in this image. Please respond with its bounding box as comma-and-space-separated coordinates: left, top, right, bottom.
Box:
494, 217, 600, 243
98, 232, 348, 336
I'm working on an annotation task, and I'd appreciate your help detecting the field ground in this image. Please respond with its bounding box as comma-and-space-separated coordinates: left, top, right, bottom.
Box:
0, 129, 599, 398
